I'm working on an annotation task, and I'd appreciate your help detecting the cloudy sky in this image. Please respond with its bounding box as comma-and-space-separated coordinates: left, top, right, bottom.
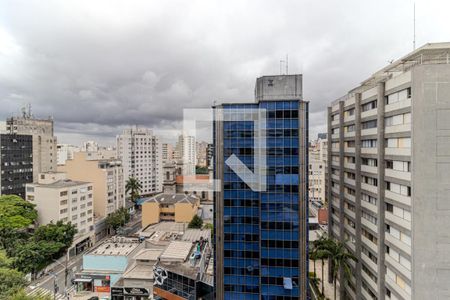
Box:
0, 0, 449, 146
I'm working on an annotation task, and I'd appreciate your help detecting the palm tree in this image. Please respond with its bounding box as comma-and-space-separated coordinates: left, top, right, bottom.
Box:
125, 177, 142, 209
313, 234, 333, 296
328, 240, 357, 300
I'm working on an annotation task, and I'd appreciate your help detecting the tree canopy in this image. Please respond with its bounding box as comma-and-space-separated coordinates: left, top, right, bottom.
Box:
188, 215, 203, 229
106, 207, 130, 231
33, 221, 77, 251
125, 177, 142, 205
0, 195, 38, 230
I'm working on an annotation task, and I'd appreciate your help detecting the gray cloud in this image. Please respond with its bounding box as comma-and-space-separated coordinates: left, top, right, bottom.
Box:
0, 0, 448, 145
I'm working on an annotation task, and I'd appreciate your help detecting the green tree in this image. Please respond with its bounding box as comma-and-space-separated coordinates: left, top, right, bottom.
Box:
125, 177, 142, 208
328, 239, 357, 300
0, 195, 38, 230
0, 195, 37, 256
106, 208, 130, 232
313, 235, 333, 296
0, 267, 27, 299
13, 240, 64, 276
188, 215, 203, 229
8, 289, 52, 300
32, 221, 77, 253
195, 166, 208, 174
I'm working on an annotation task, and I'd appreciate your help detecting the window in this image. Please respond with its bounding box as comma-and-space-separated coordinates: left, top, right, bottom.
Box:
386, 181, 411, 196
345, 172, 356, 180
345, 108, 355, 117
386, 203, 411, 221
346, 141, 355, 148
385, 88, 411, 105
386, 137, 411, 148
362, 120, 377, 129
362, 100, 377, 112
60, 208, 67, 214
60, 191, 68, 197
362, 193, 377, 205
345, 124, 355, 132
362, 139, 377, 148
386, 160, 410, 172
345, 156, 356, 164
362, 158, 377, 167
362, 210, 377, 225
363, 176, 378, 186
385, 112, 411, 126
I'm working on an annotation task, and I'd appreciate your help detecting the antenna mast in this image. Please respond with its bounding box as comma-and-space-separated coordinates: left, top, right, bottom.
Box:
413, 2, 416, 50
286, 54, 288, 75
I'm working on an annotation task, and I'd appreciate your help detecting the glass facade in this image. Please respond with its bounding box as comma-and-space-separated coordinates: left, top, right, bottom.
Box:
215, 100, 308, 300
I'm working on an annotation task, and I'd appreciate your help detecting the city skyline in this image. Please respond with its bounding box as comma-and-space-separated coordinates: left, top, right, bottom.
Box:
2, 1, 450, 145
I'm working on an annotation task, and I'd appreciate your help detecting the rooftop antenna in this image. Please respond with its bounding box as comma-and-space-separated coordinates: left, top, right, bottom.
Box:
286, 54, 289, 75
279, 59, 285, 75
413, 2, 416, 50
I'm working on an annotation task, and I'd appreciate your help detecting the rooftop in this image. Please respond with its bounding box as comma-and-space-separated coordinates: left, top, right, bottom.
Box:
88, 237, 141, 256
332, 42, 450, 105
31, 179, 90, 188
143, 193, 198, 205
160, 241, 193, 262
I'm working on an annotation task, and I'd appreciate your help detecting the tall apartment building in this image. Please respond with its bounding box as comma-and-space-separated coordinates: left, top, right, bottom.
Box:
57, 144, 80, 165
6, 115, 57, 181
26, 172, 94, 256
196, 141, 209, 167
309, 137, 327, 203
0, 133, 33, 198
174, 135, 196, 175
58, 152, 125, 218
116, 128, 162, 196
214, 74, 308, 299
82, 141, 99, 152
327, 43, 450, 300
161, 143, 174, 163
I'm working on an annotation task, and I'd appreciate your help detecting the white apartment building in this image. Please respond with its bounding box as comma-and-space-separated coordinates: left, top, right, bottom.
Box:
309, 137, 327, 203
174, 135, 196, 175
57, 144, 80, 165
26, 172, 94, 256
116, 128, 162, 196
6, 116, 57, 181
327, 43, 450, 300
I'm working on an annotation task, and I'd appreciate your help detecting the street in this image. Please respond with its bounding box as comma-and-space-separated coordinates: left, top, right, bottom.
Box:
27, 212, 142, 298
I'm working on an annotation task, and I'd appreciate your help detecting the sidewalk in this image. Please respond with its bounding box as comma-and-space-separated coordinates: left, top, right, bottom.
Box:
309, 259, 339, 300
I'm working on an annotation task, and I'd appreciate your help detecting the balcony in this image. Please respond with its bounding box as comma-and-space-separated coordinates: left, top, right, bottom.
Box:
385, 169, 411, 181
385, 211, 411, 231
385, 98, 412, 113
385, 123, 411, 134
385, 190, 411, 206
385, 147, 411, 156
361, 128, 377, 136
361, 147, 377, 155
361, 165, 377, 175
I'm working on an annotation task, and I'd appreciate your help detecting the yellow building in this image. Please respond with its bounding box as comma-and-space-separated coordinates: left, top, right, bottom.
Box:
58, 152, 124, 218
141, 193, 200, 228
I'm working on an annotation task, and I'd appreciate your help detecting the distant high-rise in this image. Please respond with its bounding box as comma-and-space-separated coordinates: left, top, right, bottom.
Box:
57, 144, 80, 165
6, 115, 57, 182
162, 143, 174, 163
116, 128, 162, 196
327, 42, 450, 299
0, 133, 33, 198
174, 134, 196, 175
214, 74, 308, 300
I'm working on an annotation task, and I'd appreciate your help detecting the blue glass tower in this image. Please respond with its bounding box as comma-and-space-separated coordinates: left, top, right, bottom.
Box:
214, 75, 308, 300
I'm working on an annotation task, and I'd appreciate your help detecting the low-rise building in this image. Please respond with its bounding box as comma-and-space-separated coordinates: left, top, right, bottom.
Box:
152, 229, 213, 300
74, 237, 143, 298
25, 172, 94, 256
141, 193, 200, 228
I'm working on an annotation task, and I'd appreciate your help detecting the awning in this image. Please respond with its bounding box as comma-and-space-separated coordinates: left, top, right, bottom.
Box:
74, 278, 93, 282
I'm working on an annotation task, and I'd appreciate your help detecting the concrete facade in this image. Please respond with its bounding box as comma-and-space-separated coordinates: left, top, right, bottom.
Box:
116, 128, 163, 196
58, 152, 125, 218
327, 43, 450, 300
6, 116, 57, 182
26, 172, 95, 255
